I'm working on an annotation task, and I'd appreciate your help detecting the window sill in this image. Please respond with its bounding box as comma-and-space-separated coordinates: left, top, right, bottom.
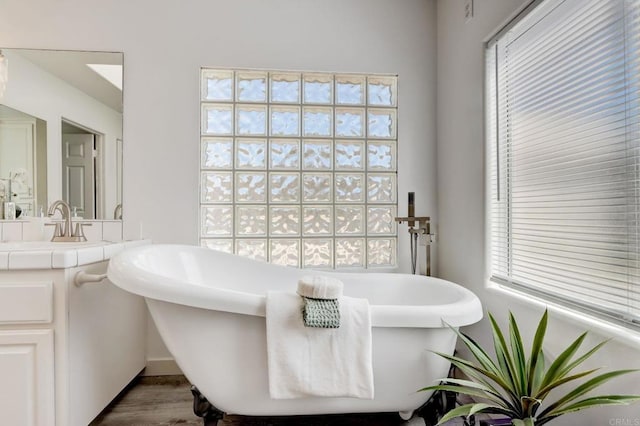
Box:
485, 280, 640, 349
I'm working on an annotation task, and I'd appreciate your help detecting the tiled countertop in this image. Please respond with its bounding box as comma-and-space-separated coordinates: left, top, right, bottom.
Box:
0, 240, 150, 270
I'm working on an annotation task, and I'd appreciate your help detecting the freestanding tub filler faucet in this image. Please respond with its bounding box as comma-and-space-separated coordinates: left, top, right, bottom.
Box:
395, 192, 434, 276
47, 199, 90, 242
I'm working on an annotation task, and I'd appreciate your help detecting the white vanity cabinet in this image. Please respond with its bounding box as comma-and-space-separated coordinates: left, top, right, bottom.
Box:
0, 326, 54, 426
0, 241, 148, 426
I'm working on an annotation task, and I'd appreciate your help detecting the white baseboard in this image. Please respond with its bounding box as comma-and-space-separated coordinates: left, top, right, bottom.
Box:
143, 358, 183, 376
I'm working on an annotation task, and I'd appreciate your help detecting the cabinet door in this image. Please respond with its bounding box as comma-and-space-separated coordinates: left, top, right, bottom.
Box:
0, 329, 54, 426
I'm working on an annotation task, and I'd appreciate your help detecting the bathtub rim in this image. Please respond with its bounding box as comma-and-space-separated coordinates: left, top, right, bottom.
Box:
107, 244, 483, 328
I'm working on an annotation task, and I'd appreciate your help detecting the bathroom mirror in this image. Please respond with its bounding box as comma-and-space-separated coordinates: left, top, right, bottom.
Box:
0, 48, 123, 219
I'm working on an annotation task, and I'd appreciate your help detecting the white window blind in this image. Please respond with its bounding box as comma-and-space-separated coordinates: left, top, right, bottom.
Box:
487, 0, 640, 328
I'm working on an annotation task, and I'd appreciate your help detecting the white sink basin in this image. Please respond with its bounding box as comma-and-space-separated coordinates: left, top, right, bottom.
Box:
0, 241, 111, 251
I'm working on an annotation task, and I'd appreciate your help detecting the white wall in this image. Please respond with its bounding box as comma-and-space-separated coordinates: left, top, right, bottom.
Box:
437, 1, 640, 425
0, 0, 437, 361
1, 51, 122, 218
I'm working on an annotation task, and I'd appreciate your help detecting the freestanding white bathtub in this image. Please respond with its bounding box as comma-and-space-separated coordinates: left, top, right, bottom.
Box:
107, 244, 482, 421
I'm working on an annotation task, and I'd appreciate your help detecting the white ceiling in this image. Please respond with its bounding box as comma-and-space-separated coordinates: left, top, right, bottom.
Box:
16, 49, 123, 113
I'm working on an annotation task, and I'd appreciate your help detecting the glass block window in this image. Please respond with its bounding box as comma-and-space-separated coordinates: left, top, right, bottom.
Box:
200, 68, 398, 268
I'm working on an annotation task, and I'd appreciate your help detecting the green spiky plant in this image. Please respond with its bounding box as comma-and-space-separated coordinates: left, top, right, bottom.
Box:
420, 310, 640, 426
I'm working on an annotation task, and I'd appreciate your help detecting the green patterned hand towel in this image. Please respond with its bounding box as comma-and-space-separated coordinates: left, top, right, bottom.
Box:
302, 297, 340, 328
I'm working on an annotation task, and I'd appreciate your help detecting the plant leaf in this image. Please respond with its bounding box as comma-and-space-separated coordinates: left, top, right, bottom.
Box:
534, 368, 600, 400
451, 325, 503, 379
527, 310, 548, 395
542, 395, 640, 417
539, 331, 587, 389
521, 396, 541, 418
488, 313, 524, 410
489, 313, 518, 392
531, 349, 546, 396
539, 369, 639, 417
509, 311, 528, 396
429, 351, 519, 404
557, 339, 610, 378
436, 403, 501, 425
430, 351, 505, 389
432, 360, 521, 414
469, 402, 497, 416
436, 403, 476, 425
420, 384, 510, 409
428, 377, 513, 406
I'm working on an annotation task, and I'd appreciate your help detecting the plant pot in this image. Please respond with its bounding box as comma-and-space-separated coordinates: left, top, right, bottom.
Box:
479, 418, 513, 426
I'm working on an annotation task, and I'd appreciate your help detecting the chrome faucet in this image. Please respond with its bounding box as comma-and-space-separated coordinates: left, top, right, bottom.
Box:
47, 200, 89, 242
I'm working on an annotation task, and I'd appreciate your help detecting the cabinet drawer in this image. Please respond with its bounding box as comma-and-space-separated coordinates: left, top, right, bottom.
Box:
0, 282, 53, 324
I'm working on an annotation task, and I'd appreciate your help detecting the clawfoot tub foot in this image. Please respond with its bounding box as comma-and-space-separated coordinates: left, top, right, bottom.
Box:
191, 385, 225, 425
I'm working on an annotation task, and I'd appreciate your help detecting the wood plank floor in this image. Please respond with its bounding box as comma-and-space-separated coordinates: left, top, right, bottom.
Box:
90, 375, 468, 426
91, 376, 201, 426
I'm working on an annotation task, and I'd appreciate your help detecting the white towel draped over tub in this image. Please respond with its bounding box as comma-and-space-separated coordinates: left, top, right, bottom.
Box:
265, 291, 374, 399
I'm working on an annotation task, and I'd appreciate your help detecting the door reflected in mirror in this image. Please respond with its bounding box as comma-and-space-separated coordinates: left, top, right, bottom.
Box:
0, 48, 123, 220
0, 105, 47, 216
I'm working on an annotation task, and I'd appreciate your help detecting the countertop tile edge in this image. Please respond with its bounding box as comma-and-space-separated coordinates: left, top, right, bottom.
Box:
0, 239, 151, 270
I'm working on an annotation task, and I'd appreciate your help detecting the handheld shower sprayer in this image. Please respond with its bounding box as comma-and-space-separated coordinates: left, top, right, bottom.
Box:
408, 192, 415, 227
